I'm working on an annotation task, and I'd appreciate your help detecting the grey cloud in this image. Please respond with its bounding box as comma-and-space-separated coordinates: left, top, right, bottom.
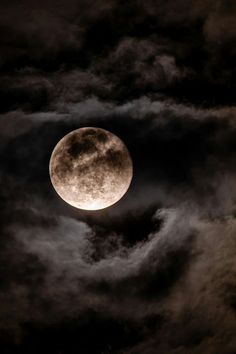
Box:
1, 207, 194, 325
92, 37, 187, 94
3, 204, 236, 353
2, 97, 236, 218
120, 213, 236, 353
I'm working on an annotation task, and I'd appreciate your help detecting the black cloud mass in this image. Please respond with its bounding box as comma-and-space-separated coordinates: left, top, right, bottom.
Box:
1, 1, 236, 353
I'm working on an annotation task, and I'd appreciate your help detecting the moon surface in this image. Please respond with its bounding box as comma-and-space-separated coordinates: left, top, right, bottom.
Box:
49, 127, 133, 210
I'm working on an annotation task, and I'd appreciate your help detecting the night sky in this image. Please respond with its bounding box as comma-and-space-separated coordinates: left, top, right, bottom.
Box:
1, 1, 236, 353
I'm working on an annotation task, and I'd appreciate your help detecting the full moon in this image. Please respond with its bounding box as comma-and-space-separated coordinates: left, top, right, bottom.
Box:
49, 127, 133, 210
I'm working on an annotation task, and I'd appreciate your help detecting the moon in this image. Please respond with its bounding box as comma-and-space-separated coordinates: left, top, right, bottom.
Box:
49, 127, 133, 210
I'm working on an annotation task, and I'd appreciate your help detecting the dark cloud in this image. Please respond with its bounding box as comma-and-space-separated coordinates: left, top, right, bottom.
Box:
1, 0, 236, 353
1, 0, 236, 107
2, 98, 236, 215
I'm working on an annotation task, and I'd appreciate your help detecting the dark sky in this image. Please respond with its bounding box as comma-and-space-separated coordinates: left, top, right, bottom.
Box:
1, 1, 236, 353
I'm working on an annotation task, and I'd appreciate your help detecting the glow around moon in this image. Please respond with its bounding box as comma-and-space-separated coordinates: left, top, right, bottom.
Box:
49, 127, 133, 210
